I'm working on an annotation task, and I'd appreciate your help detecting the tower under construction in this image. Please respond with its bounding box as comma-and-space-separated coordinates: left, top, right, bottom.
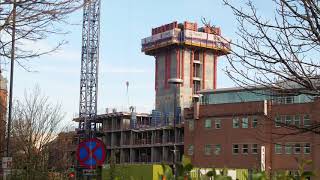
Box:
142, 21, 230, 117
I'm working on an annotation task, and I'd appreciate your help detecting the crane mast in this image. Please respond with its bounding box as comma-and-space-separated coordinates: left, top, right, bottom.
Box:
79, 0, 101, 134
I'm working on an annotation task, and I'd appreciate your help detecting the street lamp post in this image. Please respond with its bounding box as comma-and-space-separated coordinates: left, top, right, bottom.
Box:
168, 78, 183, 179
6, 0, 17, 158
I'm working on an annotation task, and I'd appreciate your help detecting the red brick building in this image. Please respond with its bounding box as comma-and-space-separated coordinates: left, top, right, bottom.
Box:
184, 87, 320, 173
0, 74, 7, 157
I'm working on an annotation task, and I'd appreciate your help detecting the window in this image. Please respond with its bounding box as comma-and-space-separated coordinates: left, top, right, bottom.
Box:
204, 144, 212, 155
233, 144, 239, 154
285, 96, 294, 104
205, 119, 212, 129
242, 144, 249, 154
285, 144, 292, 154
275, 116, 282, 127
215, 119, 221, 129
242, 117, 249, 128
252, 117, 258, 128
303, 115, 311, 127
285, 115, 292, 125
188, 145, 194, 155
189, 119, 194, 131
233, 118, 239, 128
252, 144, 258, 154
294, 115, 300, 127
215, 144, 221, 155
194, 51, 199, 60
294, 144, 301, 154
304, 143, 311, 154
275, 144, 282, 154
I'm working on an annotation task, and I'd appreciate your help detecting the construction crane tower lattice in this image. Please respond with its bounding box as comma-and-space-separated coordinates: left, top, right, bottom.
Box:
78, 0, 101, 137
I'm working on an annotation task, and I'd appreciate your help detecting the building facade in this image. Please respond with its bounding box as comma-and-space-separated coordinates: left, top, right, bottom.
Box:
184, 87, 320, 173
0, 74, 7, 158
48, 131, 77, 171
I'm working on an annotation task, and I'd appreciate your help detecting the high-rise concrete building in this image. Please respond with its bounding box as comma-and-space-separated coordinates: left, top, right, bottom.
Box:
141, 21, 230, 115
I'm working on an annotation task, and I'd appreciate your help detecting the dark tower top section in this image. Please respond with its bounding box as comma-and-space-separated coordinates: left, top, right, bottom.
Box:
141, 21, 230, 56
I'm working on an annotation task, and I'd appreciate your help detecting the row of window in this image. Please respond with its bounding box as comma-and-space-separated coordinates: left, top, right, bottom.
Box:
204, 119, 222, 129
232, 117, 258, 128
187, 144, 259, 156
198, 114, 312, 130
275, 143, 311, 154
188, 143, 311, 156
232, 144, 258, 154
275, 114, 311, 128
203, 117, 259, 129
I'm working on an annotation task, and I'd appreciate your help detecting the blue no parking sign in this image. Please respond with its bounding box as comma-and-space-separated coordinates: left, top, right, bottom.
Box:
76, 138, 106, 169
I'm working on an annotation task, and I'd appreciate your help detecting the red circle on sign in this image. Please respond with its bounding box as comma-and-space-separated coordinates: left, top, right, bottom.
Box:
76, 138, 106, 169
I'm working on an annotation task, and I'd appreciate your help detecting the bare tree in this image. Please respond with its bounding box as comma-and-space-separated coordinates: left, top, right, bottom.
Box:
10, 87, 64, 179
0, 0, 85, 70
219, 0, 320, 96
202, 0, 320, 136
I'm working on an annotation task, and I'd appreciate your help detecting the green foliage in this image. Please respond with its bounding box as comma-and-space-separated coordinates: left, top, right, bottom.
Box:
205, 168, 232, 180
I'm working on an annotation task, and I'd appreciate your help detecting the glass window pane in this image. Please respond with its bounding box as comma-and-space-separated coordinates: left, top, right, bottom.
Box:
204, 144, 212, 155
304, 143, 311, 154
275, 116, 282, 127
243, 144, 248, 154
205, 119, 211, 128
285, 144, 292, 154
215, 119, 221, 129
252, 117, 258, 128
242, 117, 248, 128
215, 144, 221, 155
294, 115, 300, 127
294, 144, 301, 154
233, 118, 239, 128
233, 144, 239, 154
285, 115, 292, 125
252, 144, 258, 154
303, 115, 311, 127
275, 144, 282, 154
188, 145, 194, 155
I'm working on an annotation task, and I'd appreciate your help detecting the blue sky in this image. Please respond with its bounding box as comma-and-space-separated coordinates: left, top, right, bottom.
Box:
4, 0, 273, 126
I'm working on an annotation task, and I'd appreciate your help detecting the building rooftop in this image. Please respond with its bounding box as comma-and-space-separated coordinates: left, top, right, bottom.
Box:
141, 21, 231, 55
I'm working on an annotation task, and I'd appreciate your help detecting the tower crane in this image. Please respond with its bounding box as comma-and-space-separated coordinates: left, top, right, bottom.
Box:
76, 0, 101, 178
